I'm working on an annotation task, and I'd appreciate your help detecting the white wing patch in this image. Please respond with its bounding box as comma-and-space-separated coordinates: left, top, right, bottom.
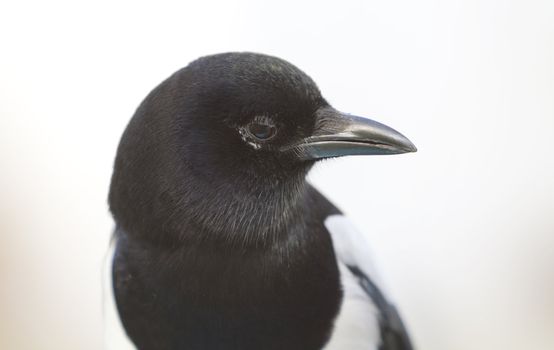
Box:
323, 262, 381, 350
323, 215, 386, 350
102, 240, 137, 350
325, 215, 388, 293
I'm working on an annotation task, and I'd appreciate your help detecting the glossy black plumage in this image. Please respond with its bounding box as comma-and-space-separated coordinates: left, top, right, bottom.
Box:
108, 52, 414, 350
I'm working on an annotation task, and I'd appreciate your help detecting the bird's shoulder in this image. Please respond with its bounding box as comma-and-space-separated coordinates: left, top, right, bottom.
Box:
320, 210, 414, 350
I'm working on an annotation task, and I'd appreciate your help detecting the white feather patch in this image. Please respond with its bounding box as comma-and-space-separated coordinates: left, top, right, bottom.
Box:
325, 214, 389, 294
323, 215, 386, 350
323, 262, 381, 350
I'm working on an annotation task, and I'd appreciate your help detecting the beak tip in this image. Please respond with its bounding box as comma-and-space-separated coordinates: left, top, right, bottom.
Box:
406, 142, 417, 153
395, 135, 417, 154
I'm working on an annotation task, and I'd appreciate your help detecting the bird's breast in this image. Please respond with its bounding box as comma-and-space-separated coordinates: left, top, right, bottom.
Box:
112, 224, 342, 350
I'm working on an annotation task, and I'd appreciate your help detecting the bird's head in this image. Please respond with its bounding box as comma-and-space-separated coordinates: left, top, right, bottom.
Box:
109, 52, 416, 244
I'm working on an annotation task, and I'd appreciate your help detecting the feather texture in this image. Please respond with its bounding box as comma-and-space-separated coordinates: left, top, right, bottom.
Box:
325, 215, 413, 350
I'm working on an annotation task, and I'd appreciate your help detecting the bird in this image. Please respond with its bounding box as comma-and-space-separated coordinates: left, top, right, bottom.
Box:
103, 52, 417, 350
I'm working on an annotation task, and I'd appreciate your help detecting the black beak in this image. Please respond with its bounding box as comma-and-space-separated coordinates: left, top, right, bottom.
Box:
290, 108, 417, 160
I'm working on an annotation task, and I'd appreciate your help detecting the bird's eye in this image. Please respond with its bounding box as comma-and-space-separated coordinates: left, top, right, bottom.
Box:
248, 122, 277, 141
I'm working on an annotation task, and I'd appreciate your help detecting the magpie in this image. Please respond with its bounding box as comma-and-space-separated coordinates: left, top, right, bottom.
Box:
104, 52, 417, 350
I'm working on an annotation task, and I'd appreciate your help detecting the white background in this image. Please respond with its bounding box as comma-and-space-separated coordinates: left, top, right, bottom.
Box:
1, 1, 553, 349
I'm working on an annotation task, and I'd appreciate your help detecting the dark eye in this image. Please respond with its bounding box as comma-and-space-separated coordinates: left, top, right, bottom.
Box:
248, 123, 277, 140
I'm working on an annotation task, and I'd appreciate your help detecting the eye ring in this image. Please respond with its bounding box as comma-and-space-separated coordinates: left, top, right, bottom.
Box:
247, 122, 277, 141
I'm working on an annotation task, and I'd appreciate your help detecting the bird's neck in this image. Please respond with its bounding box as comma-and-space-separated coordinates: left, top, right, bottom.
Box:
121, 168, 311, 249
180, 173, 308, 247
